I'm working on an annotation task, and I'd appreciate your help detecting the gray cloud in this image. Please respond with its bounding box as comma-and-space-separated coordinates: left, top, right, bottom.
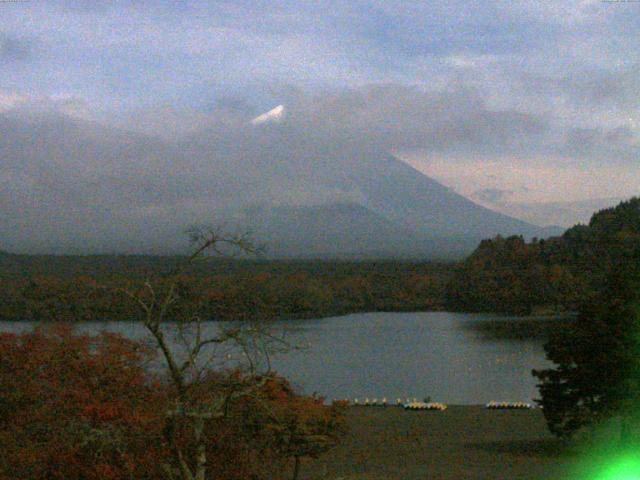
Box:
0, 78, 637, 254
2, 0, 637, 114
0, 33, 32, 62
516, 65, 640, 116
560, 125, 639, 165
126, 84, 551, 157
129, 82, 637, 166
0, 0, 638, 252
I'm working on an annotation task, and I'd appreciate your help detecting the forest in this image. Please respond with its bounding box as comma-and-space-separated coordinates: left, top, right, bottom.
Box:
1, 197, 638, 321
0, 255, 451, 322
446, 197, 640, 314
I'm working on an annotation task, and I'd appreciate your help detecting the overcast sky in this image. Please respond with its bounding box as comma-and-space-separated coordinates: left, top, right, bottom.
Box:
1, 0, 638, 205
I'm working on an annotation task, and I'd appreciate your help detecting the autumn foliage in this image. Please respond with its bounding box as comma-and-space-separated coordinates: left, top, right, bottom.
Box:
0, 326, 345, 479
0, 260, 449, 322
447, 197, 640, 314
0, 324, 165, 480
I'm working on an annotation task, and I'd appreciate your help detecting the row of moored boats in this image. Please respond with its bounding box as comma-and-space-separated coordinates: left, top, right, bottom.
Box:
335, 398, 534, 411
484, 401, 533, 409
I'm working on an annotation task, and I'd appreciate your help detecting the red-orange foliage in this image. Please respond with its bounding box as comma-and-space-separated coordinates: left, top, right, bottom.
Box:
201, 376, 347, 480
0, 327, 346, 480
0, 324, 166, 480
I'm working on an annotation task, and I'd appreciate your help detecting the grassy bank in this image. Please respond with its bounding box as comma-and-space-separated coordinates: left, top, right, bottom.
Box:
303, 406, 574, 480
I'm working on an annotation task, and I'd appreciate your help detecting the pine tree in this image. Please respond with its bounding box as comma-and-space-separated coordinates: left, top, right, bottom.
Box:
533, 250, 640, 442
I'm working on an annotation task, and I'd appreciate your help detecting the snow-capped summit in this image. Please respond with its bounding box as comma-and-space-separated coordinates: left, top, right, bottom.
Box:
251, 104, 285, 125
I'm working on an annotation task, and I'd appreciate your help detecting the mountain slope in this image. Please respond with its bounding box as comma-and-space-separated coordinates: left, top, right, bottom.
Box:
0, 111, 556, 257
349, 152, 556, 239
241, 203, 476, 259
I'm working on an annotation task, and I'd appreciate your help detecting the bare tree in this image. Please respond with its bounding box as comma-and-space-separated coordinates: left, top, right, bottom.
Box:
114, 226, 289, 480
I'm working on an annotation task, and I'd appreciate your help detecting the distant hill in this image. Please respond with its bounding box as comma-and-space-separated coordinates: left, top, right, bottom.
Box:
0, 110, 556, 258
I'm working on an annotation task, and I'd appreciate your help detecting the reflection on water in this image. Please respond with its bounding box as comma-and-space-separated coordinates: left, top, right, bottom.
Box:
460, 315, 575, 341
0, 312, 556, 404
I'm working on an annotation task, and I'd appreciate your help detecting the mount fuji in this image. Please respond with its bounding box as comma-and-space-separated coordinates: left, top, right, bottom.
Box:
0, 106, 560, 258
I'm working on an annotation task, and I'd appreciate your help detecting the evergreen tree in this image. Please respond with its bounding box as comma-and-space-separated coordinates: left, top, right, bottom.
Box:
533, 250, 640, 442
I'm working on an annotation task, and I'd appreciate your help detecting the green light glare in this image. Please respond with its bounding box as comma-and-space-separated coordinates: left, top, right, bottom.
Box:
591, 454, 640, 480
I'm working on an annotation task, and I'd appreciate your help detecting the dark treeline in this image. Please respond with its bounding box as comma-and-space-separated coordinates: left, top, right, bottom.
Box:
0, 256, 451, 321
2, 197, 638, 321
446, 197, 640, 314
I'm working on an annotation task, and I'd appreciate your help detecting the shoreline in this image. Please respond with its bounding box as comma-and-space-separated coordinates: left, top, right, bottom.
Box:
304, 405, 573, 480
0, 308, 571, 323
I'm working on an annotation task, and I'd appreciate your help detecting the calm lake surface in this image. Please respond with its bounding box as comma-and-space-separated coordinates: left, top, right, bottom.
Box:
0, 312, 553, 405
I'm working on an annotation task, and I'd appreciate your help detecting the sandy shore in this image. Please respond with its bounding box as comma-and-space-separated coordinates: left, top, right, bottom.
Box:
303, 405, 574, 480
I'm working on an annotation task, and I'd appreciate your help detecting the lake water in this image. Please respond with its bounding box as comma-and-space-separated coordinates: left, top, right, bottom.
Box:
0, 312, 553, 405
